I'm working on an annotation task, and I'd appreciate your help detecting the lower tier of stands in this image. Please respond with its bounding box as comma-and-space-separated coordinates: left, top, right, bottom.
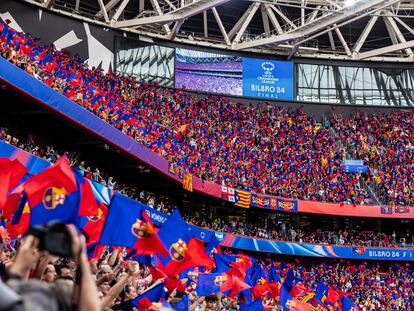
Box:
1, 140, 413, 261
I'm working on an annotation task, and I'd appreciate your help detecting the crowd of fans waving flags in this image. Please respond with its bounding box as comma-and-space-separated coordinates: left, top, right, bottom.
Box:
0, 156, 375, 311
0, 21, 413, 310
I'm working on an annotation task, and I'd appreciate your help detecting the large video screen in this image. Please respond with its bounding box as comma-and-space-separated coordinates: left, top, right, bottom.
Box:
242, 57, 294, 100
175, 48, 242, 95
175, 48, 294, 100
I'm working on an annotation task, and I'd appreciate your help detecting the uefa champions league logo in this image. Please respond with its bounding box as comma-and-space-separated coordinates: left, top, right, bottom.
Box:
261, 61, 275, 75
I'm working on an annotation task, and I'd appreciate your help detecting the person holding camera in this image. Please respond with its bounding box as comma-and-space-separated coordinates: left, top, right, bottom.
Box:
1, 224, 100, 311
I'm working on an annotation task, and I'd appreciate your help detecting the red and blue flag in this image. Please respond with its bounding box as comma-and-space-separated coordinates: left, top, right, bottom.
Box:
157, 209, 213, 276
23, 157, 81, 226
99, 193, 167, 256
0, 158, 27, 212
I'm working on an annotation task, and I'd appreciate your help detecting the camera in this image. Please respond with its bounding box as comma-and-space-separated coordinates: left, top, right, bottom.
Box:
27, 221, 73, 258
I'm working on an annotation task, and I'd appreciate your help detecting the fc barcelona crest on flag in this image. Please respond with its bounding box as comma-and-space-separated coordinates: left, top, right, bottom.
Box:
169, 238, 187, 262
87, 207, 103, 222
214, 274, 228, 286
42, 187, 67, 210
131, 218, 152, 239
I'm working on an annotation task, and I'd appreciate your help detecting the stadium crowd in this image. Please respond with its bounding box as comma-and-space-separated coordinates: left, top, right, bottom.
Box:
0, 231, 413, 311
190, 216, 413, 248
0, 20, 414, 311
0, 24, 374, 206
1, 126, 411, 249
330, 112, 414, 207
175, 60, 242, 72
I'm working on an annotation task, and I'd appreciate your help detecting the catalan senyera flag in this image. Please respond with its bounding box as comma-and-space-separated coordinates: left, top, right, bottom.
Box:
234, 189, 251, 208
183, 174, 193, 192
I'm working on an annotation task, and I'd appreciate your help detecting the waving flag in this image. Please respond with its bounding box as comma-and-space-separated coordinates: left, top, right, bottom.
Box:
0, 158, 27, 211
250, 264, 267, 286
196, 272, 233, 296
283, 268, 295, 292
268, 265, 282, 284
280, 285, 294, 311
174, 295, 189, 311
315, 282, 329, 303
76, 176, 99, 217
86, 242, 106, 261
214, 253, 255, 280
280, 285, 312, 311
326, 287, 342, 306
205, 232, 223, 255
342, 296, 357, 311
235, 189, 251, 208
157, 209, 213, 276
7, 195, 30, 238
23, 157, 80, 226
100, 193, 167, 256
77, 202, 107, 243
228, 274, 252, 299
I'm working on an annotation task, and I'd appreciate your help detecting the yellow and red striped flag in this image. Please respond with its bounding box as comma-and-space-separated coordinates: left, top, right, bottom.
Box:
234, 189, 251, 208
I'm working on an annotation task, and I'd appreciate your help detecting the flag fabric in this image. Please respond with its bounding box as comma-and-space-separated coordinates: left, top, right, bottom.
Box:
249, 265, 267, 286
2, 184, 25, 220
234, 189, 251, 208
7, 195, 30, 238
86, 242, 106, 261
157, 209, 213, 276
205, 232, 223, 255
290, 283, 311, 298
283, 268, 295, 292
394, 206, 409, 213
342, 296, 356, 311
196, 273, 233, 296
221, 186, 236, 202
250, 193, 270, 209
24, 157, 80, 226
214, 254, 254, 280
76, 175, 99, 217
77, 202, 108, 243
0, 158, 27, 210
315, 282, 329, 303
268, 265, 282, 284
275, 198, 298, 213
228, 274, 252, 299
240, 299, 264, 311
130, 282, 166, 308
174, 295, 189, 311
326, 287, 342, 306
99, 193, 167, 256
280, 285, 294, 311
380, 206, 392, 215
178, 123, 190, 134
280, 285, 312, 311
183, 174, 193, 192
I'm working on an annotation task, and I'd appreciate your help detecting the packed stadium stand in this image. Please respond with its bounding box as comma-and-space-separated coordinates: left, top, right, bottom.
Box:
0, 0, 413, 311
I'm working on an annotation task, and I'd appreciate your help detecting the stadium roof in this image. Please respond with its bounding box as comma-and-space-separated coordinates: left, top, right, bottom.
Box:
24, 0, 414, 62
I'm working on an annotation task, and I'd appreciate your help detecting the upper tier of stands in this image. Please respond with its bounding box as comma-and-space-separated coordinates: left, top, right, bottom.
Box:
0, 23, 412, 206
